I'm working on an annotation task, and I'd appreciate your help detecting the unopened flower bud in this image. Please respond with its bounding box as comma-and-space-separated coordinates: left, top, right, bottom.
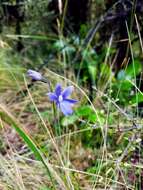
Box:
27, 69, 42, 81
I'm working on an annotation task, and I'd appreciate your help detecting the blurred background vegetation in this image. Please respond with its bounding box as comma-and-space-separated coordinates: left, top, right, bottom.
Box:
0, 0, 143, 189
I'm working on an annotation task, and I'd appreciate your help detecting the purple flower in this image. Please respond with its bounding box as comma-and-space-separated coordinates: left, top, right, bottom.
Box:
27, 69, 42, 81
47, 84, 78, 116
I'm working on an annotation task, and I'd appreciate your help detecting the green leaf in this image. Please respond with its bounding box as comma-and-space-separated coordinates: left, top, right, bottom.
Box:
119, 80, 132, 91
6, 34, 57, 41
88, 114, 97, 123
61, 115, 78, 126
130, 92, 143, 104
76, 105, 93, 117
88, 65, 97, 82
125, 60, 141, 77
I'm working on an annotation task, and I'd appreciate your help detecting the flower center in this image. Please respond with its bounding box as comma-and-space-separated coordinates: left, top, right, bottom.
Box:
58, 95, 63, 102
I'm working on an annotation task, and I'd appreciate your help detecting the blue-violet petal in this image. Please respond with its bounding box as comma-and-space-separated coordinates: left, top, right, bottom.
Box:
64, 99, 78, 104
60, 101, 73, 116
62, 86, 74, 99
55, 84, 62, 96
47, 93, 57, 101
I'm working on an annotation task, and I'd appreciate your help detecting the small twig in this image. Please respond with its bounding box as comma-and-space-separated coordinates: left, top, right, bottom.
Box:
116, 134, 135, 164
